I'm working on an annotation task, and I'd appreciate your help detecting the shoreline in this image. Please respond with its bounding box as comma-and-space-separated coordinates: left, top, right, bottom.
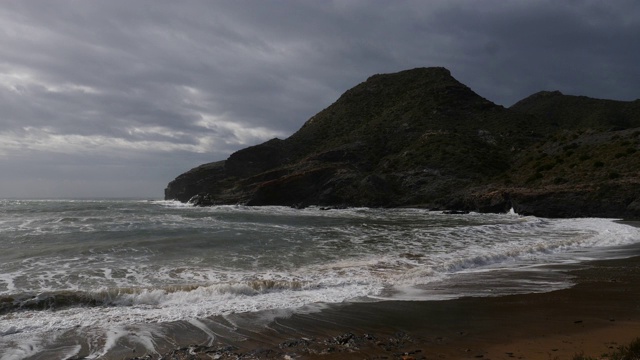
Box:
136, 253, 640, 360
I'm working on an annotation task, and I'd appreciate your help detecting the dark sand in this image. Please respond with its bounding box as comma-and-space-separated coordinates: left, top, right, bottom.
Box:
135, 253, 640, 360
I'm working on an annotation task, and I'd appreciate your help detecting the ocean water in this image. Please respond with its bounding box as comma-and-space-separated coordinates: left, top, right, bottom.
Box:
1, 199, 639, 359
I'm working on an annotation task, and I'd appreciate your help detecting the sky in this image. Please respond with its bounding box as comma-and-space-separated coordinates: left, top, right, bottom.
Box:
1, 1, 639, 199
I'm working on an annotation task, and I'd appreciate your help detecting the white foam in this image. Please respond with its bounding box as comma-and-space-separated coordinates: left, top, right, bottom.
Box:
556, 218, 640, 248
0, 273, 16, 292
0, 338, 43, 360
150, 200, 193, 208
0, 277, 381, 342
85, 326, 128, 359
187, 319, 217, 346
60, 345, 82, 360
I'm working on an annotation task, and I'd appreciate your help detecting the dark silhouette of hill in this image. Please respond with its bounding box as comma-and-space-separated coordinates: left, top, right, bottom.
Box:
165, 68, 640, 219
511, 90, 640, 130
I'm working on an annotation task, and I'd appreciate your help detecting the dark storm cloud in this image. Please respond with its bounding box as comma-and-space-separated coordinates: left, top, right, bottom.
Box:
424, 1, 640, 104
0, 0, 638, 198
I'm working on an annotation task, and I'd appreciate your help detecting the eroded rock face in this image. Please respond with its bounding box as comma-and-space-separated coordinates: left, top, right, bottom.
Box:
164, 161, 226, 202
165, 67, 640, 219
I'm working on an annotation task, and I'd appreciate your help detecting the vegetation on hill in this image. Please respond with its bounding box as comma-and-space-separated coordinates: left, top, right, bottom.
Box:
573, 337, 640, 360
165, 67, 640, 219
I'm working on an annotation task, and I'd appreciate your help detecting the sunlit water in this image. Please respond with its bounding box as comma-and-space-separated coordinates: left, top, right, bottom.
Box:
1, 199, 639, 359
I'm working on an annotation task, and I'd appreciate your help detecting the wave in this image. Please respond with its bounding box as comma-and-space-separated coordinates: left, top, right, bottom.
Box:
149, 199, 194, 208
2, 217, 638, 313
0, 279, 326, 315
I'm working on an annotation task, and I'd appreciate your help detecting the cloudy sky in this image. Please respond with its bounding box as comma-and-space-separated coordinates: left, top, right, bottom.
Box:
1, 1, 638, 199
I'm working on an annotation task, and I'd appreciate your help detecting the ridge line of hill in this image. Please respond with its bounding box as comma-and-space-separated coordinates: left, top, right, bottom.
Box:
165, 67, 640, 219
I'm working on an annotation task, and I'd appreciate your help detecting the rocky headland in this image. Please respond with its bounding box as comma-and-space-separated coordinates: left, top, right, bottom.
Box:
165, 67, 640, 219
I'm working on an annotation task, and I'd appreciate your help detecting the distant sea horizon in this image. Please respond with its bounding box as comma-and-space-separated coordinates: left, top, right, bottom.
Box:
0, 196, 164, 200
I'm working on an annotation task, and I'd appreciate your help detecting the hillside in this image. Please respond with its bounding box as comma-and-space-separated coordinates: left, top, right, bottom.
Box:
165, 67, 640, 219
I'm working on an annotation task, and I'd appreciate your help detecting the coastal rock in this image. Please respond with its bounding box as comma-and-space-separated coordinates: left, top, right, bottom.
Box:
165, 161, 226, 203
187, 193, 216, 207
627, 197, 640, 214
165, 67, 640, 219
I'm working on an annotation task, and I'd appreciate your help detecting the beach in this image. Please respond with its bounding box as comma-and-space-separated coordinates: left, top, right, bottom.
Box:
147, 254, 640, 360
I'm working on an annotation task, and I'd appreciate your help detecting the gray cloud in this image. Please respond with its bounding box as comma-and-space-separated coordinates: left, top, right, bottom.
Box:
0, 0, 638, 198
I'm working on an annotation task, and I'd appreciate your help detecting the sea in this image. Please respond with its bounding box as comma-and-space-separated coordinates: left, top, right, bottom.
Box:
1, 199, 639, 359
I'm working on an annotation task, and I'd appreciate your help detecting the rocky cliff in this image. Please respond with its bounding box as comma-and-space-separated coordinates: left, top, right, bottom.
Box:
165, 67, 640, 219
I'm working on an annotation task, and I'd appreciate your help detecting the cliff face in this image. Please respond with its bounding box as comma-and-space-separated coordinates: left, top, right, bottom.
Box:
165, 67, 640, 219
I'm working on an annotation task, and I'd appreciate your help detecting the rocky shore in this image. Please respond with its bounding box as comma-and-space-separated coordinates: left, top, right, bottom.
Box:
131, 332, 421, 360
165, 67, 640, 219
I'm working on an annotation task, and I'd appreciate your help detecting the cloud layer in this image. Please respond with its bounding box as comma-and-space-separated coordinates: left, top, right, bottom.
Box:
1, 1, 638, 198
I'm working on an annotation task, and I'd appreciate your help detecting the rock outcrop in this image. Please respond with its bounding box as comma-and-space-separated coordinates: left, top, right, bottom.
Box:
165, 67, 640, 219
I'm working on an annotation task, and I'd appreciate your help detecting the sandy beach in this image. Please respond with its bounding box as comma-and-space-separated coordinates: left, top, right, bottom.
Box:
139, 249, 640, 360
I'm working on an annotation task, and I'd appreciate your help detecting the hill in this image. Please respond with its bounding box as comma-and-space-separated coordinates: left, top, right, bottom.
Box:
165, 67, 640, 219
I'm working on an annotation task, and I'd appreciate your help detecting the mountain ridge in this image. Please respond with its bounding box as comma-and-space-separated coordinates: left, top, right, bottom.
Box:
165, 67, 640, 219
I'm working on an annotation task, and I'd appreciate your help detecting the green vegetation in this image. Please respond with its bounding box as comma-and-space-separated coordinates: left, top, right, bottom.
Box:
573, 337, 640, 360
